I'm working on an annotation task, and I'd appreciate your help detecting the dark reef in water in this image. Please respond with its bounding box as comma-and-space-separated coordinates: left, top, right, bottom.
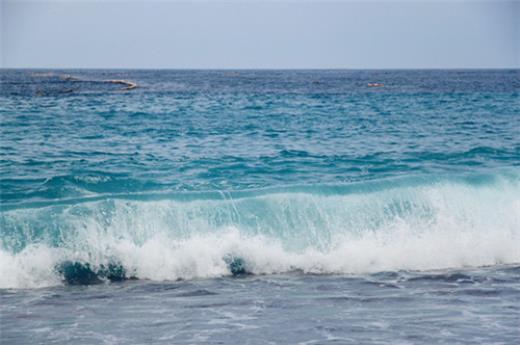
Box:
56, 261, 133, 285
55, 256, 251, 285
225, 256, 251, 276
4, 72, 139, 96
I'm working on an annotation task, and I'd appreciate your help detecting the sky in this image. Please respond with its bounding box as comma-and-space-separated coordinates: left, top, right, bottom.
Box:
1, 0, 519, 69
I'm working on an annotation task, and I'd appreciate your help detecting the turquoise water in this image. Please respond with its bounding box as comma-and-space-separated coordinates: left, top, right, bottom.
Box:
1, 70, 519, 344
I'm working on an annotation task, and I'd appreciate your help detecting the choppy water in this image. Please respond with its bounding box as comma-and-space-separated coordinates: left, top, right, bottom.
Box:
1, 69, 519, 344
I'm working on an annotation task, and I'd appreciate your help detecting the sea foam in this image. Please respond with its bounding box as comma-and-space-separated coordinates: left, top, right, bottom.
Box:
1, 176, 519, 289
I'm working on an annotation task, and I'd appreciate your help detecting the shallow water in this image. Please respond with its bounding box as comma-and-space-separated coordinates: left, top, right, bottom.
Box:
1, 69, 519, 343
2, 267, 519, 344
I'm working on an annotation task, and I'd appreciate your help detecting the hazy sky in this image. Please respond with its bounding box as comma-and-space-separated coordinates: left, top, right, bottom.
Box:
1, 0, 519, 69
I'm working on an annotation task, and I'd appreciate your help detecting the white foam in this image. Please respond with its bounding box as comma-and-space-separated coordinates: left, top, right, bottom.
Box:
1, 177, 519, 289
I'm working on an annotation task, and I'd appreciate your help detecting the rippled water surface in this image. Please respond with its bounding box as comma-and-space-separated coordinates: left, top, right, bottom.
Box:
1, 70, 519, 344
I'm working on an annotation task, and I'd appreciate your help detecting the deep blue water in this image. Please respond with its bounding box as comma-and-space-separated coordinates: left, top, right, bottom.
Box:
1, 70, 519, 344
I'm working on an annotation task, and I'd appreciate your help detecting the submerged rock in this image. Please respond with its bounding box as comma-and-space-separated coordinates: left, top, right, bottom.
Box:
56, 261, 102, 285
98, 263, 128, 282
224, 256, 251, 276
56, 261, 133, 285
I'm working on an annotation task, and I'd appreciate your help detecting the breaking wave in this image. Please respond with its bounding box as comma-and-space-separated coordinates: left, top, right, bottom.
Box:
1, 174, 519, 289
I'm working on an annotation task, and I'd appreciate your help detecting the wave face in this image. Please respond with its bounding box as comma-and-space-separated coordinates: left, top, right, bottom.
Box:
1, 175, 519, 289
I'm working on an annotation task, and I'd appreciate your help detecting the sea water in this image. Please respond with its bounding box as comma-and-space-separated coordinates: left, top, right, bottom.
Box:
1, 70, 519, 344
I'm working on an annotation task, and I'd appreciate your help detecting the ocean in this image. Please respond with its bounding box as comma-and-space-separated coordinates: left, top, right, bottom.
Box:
1, 69, 519, 344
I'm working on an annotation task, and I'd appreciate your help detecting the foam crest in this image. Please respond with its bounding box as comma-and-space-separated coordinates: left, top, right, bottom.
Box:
1, 176, 519, 289
1, 222, 519, 289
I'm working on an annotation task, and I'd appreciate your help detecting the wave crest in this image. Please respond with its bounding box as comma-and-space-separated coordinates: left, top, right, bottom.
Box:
1, 175, 519, 289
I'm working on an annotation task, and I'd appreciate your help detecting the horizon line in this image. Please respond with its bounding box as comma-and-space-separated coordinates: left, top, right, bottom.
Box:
2, 67, 519, 71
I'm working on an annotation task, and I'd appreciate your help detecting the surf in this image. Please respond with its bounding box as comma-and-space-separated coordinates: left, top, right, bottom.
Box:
1, 173, 519, 289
